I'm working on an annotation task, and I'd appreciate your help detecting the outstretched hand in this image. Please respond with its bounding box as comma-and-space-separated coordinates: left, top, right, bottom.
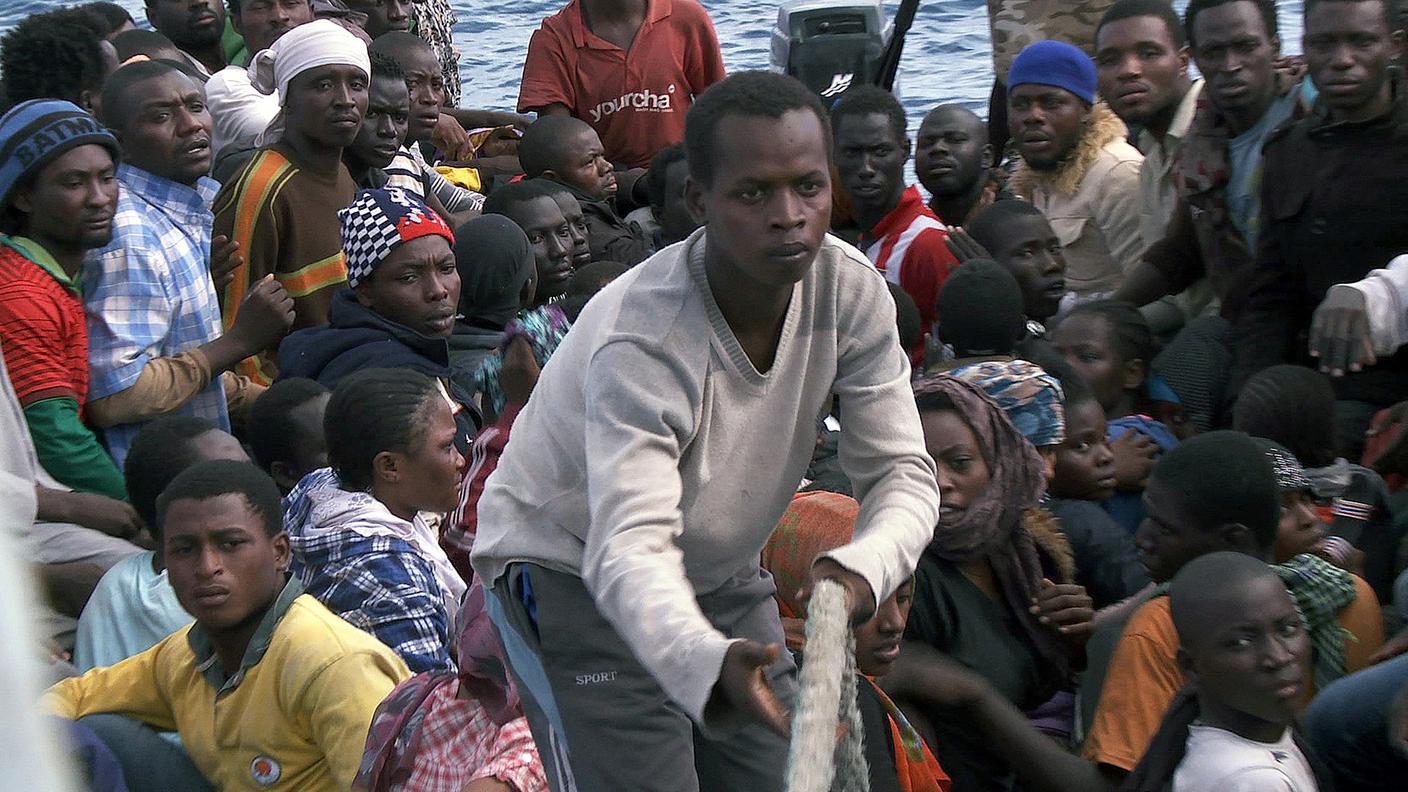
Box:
714, 640, 790, 737
1309, 287, 1376, 377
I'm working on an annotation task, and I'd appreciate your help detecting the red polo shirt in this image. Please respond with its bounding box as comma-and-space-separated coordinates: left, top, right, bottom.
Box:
518, 0, 726, 169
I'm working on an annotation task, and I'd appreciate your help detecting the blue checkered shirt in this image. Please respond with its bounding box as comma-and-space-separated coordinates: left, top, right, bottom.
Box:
83, 165, 227, 467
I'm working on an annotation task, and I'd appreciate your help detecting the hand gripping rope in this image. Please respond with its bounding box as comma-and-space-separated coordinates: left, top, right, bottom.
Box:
784, 579, 870, 792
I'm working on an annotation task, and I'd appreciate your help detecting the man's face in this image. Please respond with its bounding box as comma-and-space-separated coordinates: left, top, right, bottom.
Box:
1191, 1, 1280, 118
987, 213, 1067, 321
833, 112, 908, 221
1304, 0, 1404, 121
355, 235, 460, 337
915, 108, 990, 199
231, 0, 312, 55
686, 109, 832, 290
551, 191, 593, 269
13, 145, 120, 251
1096, 15, 1190, 127
657, 159, 699, 246
555, 127, 617, 200
347, 0, 413, 38
348, 74, 410, 169
283, 64, 369, 149
164, 493, 290, 633
145, 0, 226, 50
505, 196, 573, 302
116, 72, 214, 186
1008, 85, 1091, 171
1135, 477, 1228, 583
1183, 575, 1311, 729
397, 46, 444, 144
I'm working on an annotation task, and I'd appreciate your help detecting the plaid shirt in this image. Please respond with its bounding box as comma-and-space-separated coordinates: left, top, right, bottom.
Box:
83, 165, 227, 466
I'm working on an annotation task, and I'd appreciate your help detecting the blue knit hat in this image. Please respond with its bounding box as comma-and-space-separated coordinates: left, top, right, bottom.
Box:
0, 100, 120, 211
1008, 40, 1098, 105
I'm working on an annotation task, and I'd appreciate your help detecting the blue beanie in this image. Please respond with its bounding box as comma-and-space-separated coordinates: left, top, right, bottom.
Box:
1008, 40, 1098, 105
0, 100, 120, 211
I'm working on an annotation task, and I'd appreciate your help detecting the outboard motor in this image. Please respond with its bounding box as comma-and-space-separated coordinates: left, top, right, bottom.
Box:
770, 0, 893, 100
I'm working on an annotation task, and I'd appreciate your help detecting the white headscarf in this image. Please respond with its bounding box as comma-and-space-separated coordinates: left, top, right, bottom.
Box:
248, 19, 370, 146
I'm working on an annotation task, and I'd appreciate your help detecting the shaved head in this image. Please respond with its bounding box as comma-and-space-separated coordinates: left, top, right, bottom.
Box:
519, 114, 596, 178
921, 103, 985, 133
1170, 551, 1285, 646
369, 30, 432, 62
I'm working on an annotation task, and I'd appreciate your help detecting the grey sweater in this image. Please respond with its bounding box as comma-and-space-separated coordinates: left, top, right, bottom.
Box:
471, 229, 940, 725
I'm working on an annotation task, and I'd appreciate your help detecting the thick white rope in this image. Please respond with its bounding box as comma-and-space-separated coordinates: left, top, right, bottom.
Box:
785, 579, 871, 792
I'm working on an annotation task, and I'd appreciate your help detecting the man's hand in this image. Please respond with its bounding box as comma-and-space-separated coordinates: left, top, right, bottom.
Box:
1310, 287, 1376, 377
714, 640, 790, 737
500, 336, 541, 408
46, 490, 143, 538
1111, 429, 1158, 491
210, 234, 243, 291
228, 275, 295, 354
945, 228, 992, 263
1030, 579, 1094, 643
799, 557, 877, 625
433, 113, 475, 161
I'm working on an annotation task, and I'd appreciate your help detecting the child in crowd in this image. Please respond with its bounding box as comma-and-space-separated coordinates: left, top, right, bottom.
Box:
517, 115, 651, 266
534, 179, 594, 270
74, 417, 249, 674
1235, 364, 1402, 602
284, 368, 467, 673
448, 215, 539, 399
879, 550, 1332, 792
1084, 432, 1383, 780
884, 374, 1088, 791
277, 186, 480, 444
247, 378, 332, 494
762, 491, 952, 792
962, 200, 1068, 334
481, 179, 574, 306
342, 53, 412, 190
1051, 300, 1176, 534
933, 259, 1027, 368
44, 460, 410, 791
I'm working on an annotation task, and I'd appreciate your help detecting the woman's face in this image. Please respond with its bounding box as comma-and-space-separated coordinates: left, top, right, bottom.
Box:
921, 408, 992, 527
389, 399, 464, 514
1274, 491, 1326, 564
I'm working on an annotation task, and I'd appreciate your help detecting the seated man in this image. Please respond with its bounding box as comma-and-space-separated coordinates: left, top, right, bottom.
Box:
43, 460, 411, 791
276, 187, 480, 442
205, 0, 314, 175
0, 100, 126, 499
142, 0, 226, 76
87, 61, 294, 469
517, 114, 651, 267
369, 32, 485, 222
916, 103, 1011, 227
1007, 40, 1144, 308
213, 20, 370, 385
74, 416, 250, 673
1083, 431, 1383, 780
965, 200, 1069, 335
831, 85, 960, 355
482, 179, 575, 307
536, 178, 595, 271
623, 143, 699, 253
247, 378, 331, 494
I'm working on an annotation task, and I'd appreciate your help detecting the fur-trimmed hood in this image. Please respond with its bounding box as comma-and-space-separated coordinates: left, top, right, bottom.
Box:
1011, 102, 1130, 198
1024, 505, 1076, 584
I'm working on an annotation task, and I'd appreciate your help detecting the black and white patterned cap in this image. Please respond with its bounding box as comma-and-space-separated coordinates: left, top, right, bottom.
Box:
1252, 436, 1312, 493
338, 186, 455, 288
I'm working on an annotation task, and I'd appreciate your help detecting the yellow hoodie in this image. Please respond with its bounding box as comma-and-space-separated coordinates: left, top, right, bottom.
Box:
43, 584, 409, 790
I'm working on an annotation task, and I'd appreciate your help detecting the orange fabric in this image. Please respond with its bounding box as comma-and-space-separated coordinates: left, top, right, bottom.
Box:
1084, 576, 1385, 772
760, 491, 860, 649
879, 691, 951, 792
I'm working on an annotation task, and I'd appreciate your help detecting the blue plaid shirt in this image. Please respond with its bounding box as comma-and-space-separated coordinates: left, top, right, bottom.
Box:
284, 469, 453, 674
83, 165, 227, 466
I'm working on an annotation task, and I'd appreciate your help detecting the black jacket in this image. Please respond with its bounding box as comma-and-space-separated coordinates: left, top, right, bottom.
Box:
277, 289, 482, 444
1233, 81, 1408, 407
553, 180, 652, 267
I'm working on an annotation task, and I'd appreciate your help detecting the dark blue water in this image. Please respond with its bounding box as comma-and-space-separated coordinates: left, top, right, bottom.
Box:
3, 0, 1304, 136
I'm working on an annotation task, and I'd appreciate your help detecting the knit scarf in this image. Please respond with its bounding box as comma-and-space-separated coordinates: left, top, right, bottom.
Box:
912, 375, 1068, 675
1275, 553, 1358, 691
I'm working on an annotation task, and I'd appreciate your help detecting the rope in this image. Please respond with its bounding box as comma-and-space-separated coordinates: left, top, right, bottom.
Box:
784, 579, 870, 792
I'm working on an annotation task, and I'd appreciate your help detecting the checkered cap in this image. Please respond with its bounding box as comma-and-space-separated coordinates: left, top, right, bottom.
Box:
338, 187, 455, 288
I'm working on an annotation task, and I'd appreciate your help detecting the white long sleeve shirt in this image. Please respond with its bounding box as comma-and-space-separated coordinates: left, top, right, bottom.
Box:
471, 229, 940, 725
1340, 253, 1408, 356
